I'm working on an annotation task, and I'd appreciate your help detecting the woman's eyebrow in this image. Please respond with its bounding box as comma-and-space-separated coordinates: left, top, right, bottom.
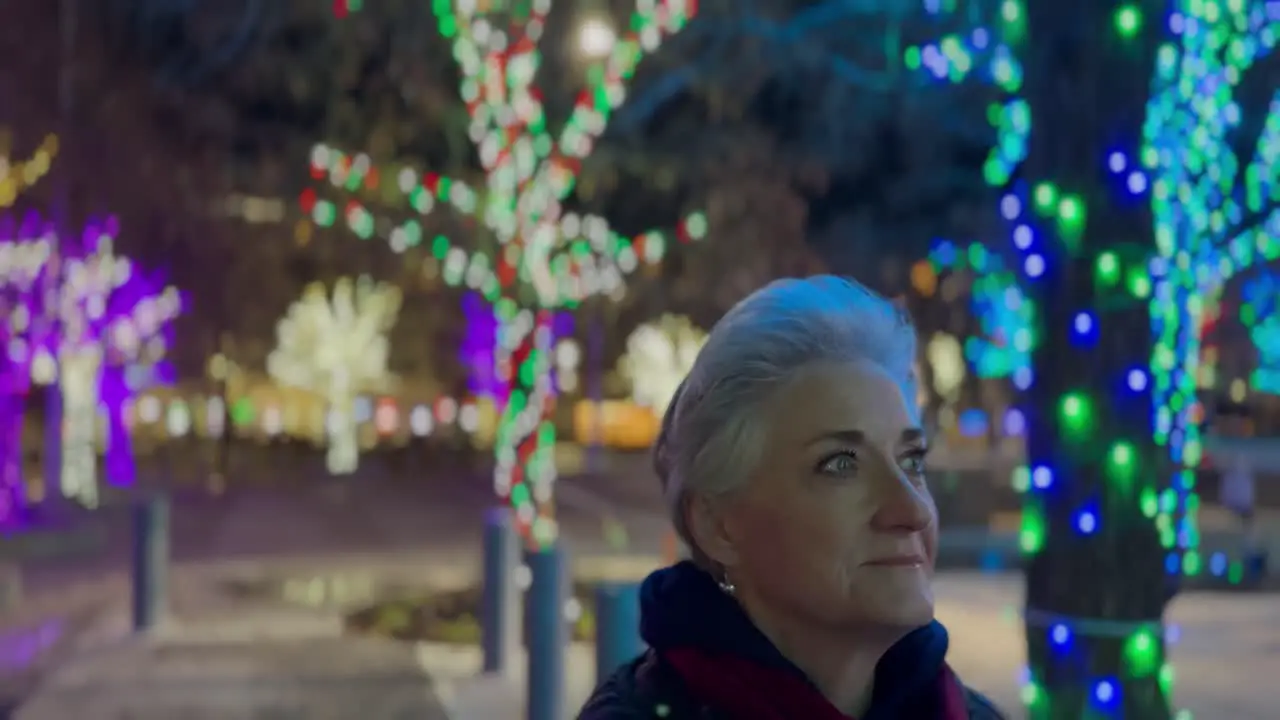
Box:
804, 428, 926, 447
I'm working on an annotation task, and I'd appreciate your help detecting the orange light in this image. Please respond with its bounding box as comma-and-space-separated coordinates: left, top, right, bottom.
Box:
911, 261, 938, 297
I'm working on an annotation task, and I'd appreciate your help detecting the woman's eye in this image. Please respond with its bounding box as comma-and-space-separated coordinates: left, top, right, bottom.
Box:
819, 452, 858, 475
900, 451, 928, 475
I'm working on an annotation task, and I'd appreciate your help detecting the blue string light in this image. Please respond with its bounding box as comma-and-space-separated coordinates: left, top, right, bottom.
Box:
907, 0, 1280, 713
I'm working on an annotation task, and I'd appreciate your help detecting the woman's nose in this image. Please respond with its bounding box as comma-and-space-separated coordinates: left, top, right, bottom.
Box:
869, 469, 934, 534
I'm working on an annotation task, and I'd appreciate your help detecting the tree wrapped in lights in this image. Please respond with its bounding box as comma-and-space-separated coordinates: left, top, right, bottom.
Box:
1241, 269, 1280, 394
32, 216, 182, 506
0, 214, 56, 519
620, 314, 706, 417
267, 276, 401, 475
909, 1, 1280, 715
308, 1, 702, 547
0, 213, 180, 510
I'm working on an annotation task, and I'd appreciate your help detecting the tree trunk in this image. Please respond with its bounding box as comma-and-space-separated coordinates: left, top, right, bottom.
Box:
58, 350, 102, 507
1021, 252, 1173, 718
495, 308, 558, 548
1020, 4, 1174, 718
325, 392, 359, 475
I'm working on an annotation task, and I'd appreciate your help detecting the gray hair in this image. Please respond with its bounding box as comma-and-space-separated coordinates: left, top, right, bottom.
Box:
653, 276, 918, 568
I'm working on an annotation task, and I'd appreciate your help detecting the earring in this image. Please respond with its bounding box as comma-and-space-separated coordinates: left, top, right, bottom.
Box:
717, 575, 736, 595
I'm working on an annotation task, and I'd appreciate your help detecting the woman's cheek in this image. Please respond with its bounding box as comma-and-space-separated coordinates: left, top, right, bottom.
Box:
924, 522, 940, 569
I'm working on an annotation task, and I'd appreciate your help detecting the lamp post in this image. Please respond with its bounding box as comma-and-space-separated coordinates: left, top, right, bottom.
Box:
576, 18, 617, 59
45, 0, 79, 508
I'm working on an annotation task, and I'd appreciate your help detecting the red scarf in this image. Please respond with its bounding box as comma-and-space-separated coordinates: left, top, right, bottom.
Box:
664, 647, 970, 720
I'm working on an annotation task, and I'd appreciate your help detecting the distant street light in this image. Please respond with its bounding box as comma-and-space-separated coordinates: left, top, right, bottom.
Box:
577, 18, 616, 58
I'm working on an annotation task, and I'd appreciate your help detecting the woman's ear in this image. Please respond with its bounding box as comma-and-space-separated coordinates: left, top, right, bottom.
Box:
684, 492, 740, 568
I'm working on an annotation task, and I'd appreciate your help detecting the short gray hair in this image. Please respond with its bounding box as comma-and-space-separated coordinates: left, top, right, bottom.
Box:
653, 276, 918, 567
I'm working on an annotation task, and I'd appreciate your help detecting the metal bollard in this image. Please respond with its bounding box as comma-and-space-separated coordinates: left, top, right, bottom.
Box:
0, 563, 21, 613
132, 496, 169, 632
594, 581, 642, 685
525, 542, 567, 720
480, 507, 519, 674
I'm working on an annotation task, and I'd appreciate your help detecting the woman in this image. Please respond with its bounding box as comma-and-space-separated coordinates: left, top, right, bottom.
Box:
579, 276, 1004, 720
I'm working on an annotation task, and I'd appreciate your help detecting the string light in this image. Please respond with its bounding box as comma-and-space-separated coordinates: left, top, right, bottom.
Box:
304, 154, 709, 302
619, 315, 707, 416
113, 391, 476, 442
1241, 269, 1280, 394
302, 11, 708, 304
0, 133, 58, 209
1196, 291, 1224, 391
553, 336, 583, 394
324, 0, 701, 548
0, 212, 180, 511
927, 240, 1036, 386
911, 0, 1280, 714
0, 214, 55, 518
46, 218, 182, 504
267, 276, 402, 475
1146, 0, 1280, 616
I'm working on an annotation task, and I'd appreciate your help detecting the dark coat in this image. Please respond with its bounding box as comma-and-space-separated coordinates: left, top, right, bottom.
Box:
577, 562, 1006, 720
579, 650, 1007, 719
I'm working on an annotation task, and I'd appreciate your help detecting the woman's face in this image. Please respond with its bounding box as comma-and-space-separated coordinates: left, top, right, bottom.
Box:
716, 360, 937, 631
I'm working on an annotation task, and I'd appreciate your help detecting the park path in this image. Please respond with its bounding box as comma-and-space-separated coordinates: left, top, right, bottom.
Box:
938, 574, 1280, 718
7, 546, 661, 719
0, 466, 672, 716
8, 563, 1278, 719
0, 552, 1277, 717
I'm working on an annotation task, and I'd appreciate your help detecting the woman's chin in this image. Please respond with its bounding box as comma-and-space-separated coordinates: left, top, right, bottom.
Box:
858, 586, 936, 628
886, 598, 936, 627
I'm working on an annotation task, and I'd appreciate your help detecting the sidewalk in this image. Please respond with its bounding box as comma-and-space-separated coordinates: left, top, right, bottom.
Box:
18, 635, 452, 719
6, 549, 663, 719
10, 557, 1275, 720
442, 574, 1280, 719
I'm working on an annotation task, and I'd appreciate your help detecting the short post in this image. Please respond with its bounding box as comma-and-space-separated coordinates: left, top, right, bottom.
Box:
595, 581, 642, 684
131, 495, 169, 632
480, 507, 519, 674
0, 563, 21, 613
525, 542, 567, 720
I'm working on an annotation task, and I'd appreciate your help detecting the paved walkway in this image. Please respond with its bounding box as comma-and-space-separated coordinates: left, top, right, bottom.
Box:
18, 636, 451, 719
938, 575, 1280, 718
4, 548, 661, 719
4, 558, 1274, 719
439, 574, 1280, 719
